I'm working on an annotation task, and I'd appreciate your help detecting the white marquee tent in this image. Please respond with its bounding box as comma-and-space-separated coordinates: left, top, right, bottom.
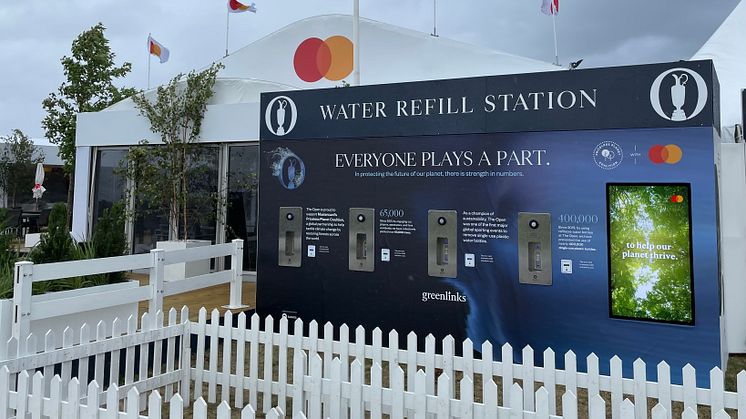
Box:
692, 0, 746, 142
73, 11, 746, 351
74, 14, 559, 240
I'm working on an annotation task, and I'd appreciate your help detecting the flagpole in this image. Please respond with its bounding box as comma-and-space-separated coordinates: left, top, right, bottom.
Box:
147, 33, 152, 90
552, 13, 559, 66
431, 0, 438, 37
225, 10, 230, 57
353, 0, 360, 86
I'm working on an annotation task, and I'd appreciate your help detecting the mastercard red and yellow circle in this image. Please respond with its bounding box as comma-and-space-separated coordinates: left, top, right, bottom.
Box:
294, 36, 353, 82
670, 194, 685, 203
648, 144, 683, 164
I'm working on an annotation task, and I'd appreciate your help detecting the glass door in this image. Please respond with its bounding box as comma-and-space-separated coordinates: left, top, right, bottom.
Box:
91, 149, 127, 230
132, 146, 220, 253
226, 145, 259, 270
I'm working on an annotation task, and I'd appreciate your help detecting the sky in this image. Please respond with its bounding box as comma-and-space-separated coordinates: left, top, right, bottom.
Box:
0, 0, 740, 142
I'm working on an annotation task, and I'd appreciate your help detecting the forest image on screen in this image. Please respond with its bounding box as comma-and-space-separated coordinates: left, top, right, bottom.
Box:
608, 184, 693, 324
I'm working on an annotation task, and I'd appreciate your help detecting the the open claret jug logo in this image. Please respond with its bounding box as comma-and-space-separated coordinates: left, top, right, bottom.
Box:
650, 68, 708, 122
265, 95, 298, 137
268, 147, 306, 190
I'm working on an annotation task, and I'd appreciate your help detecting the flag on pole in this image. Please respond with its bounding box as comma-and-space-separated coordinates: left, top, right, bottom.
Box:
541, 0, 559, 15
148, 36, 170, 63
228, 0, 257, 13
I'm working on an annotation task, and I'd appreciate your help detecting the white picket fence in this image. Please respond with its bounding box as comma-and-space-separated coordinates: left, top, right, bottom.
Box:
0, 360, 652, 419
1, 369, 282, 418
191, 311, 743, 419
10, 239, 247, 343
0, 307, 743, 418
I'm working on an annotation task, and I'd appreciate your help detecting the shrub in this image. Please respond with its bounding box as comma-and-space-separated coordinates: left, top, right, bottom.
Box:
29, 203, 76, 264
89, 202, 127, 283
3, 202, 130, 299
0, 208, 16, 299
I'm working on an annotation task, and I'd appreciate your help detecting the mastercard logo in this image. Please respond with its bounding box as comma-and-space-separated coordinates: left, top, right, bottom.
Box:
670, 194, 685, 203
648, 144, 683, 164
294, 36, 353, 83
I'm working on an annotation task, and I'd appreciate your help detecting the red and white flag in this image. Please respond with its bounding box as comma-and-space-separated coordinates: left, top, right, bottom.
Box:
541, 0, 559, 15
148, 36, 170, 63
228, 0, 257, 13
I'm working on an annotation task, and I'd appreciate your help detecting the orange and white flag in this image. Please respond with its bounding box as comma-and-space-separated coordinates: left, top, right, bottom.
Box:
148, 36, 170, 63
228, 0, 257, 13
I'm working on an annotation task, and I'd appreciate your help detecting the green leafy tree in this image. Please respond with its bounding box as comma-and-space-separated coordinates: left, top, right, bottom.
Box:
124, 63, 223, 241
0, 129, 44, 208
42, 23, 136, 225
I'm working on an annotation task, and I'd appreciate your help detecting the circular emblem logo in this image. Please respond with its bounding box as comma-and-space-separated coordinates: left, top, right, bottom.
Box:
269, 147, 306, 190
294, 36, 353, 82
593, 141, 623, 170
265, 96, 297, 137
648, 144, 683, 164
650, 68, 708, 122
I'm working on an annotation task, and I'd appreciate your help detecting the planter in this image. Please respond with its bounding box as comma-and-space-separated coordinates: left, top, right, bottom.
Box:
156, 239, 211, 281
24, 233, 42, 248
0, 280, 140, 359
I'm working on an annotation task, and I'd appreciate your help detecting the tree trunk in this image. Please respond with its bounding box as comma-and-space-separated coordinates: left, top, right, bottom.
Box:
66, 170, 74, 228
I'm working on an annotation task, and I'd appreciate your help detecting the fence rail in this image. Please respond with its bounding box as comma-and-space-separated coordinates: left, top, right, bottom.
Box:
10, 239, 246, 341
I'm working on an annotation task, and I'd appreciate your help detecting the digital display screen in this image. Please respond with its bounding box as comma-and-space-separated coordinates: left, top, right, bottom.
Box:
607, 184, 694, 324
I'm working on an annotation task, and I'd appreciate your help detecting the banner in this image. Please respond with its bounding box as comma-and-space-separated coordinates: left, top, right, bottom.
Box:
257, 61, 722, 385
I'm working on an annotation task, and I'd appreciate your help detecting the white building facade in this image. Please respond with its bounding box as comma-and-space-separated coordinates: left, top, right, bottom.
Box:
73, 14, 558, 270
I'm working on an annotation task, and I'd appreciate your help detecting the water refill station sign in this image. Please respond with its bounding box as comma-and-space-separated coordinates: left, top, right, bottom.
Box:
257, 61, 723, 384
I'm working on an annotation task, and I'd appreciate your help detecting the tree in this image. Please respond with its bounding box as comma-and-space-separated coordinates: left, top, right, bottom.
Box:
0, 129, 44, 208
42, 23, 136, 225
124, 63, 223, 241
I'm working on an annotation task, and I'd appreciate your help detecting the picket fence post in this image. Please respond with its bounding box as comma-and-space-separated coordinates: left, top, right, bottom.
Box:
149, 390, 163, 419
349, 359, 362, 419
226, 239, 245, 309
149, 248, 165, 324
170, 394, 185, 419
12, 261, 34, 343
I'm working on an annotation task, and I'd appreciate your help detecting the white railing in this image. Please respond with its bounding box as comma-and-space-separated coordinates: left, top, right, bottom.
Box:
1, 307, 743, 418
10, 239, 247, 343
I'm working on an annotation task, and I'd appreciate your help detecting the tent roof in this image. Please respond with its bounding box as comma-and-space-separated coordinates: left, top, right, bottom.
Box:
105, 78, 295, 111
218, 14, 559, 88
692, 0, 746, 140
109, 13, 560, 111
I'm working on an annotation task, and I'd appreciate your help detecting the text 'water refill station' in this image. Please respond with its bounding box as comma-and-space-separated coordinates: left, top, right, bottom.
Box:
258, 61, 723, 384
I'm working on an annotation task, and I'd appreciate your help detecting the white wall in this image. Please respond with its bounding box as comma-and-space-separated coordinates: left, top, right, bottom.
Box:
76, 102, 260, 147
73, 102, 260, 240
720, 142, 746, 353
